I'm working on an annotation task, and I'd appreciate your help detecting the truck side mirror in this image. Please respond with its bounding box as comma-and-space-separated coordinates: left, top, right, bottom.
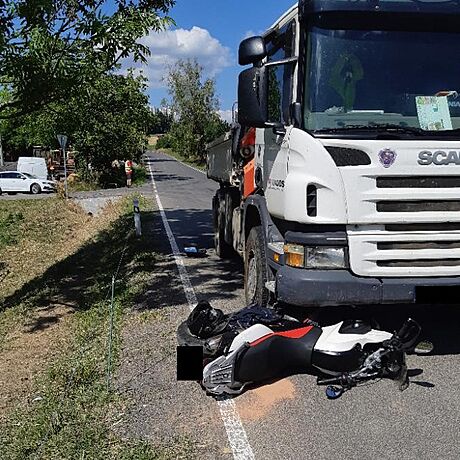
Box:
239, 36, 266, 66
238, 66, 268, 128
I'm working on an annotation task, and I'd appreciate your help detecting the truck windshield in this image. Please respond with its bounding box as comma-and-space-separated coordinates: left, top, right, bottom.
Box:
304, 25, 460, 136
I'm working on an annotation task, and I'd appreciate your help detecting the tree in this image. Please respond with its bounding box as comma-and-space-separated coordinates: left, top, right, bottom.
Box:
0, 0, 175, 119
149, 108, 173, 134
166, 59, 229, 162
2, 72, 152, 183
68, 73, 152, 179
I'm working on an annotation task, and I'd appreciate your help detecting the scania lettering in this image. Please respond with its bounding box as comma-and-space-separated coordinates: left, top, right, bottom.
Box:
207, 0, 460, 308
418, 151, 460, 166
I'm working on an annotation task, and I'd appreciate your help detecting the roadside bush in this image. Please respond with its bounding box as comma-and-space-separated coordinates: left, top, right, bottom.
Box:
97, 164, 148, 188
155, 134, 172, 150
132, 165, 147, 186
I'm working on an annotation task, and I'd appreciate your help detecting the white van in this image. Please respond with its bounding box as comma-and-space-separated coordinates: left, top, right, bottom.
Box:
17, 157, 48, 180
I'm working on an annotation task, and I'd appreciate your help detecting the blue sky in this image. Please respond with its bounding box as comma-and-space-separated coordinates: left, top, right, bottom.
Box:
124, 0, 296, 121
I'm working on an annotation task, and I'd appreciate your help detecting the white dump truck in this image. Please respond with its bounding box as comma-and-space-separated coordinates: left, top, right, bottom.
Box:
207, 0, 460, 308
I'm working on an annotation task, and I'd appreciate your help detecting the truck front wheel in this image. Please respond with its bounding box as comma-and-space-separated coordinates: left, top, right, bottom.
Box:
245, 225, 269, 306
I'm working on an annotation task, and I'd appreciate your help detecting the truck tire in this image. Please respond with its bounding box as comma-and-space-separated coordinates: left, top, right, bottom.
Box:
245, 225, 269, 307
215, 197, 233, 259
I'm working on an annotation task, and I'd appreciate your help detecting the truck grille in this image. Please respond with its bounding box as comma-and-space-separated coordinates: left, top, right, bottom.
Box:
377, 259, 460, 268
377, 241, 460, 250
332, 141, 460, 276
385, 223, 460, 232
348, 225, 460, 277
377, 200, 460, 212
377, 176, 460, 188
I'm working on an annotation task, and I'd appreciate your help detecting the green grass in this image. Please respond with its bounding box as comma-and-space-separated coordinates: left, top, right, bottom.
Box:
0, 197, 196, 460
0, 211, 24, 247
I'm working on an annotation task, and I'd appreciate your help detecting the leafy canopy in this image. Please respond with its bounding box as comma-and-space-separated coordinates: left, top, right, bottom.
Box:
165, 59, 229, 162
2, 72, 152, 184
0, 0, 174, 118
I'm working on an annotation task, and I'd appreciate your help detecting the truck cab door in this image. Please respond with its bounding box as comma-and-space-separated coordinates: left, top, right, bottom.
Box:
258, 126, 291, 218
256, 22, 296, 217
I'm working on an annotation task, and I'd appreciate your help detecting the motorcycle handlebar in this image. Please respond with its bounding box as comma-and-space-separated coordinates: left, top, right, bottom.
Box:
317, 376, 341, 386
317, 371, 380, 387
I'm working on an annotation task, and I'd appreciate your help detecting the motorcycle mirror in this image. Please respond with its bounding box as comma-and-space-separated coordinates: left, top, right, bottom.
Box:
414, 341, 434, 355
326, 386, 344, 400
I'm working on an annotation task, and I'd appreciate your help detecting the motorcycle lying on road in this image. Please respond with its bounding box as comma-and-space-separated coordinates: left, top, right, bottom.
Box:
177, 302, 433, 399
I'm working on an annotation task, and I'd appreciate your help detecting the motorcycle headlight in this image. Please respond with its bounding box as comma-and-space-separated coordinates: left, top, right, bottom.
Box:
305, 246, 346, 269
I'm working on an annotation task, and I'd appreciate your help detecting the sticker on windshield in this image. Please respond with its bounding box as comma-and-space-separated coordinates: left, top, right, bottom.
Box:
416, 96, 453, 131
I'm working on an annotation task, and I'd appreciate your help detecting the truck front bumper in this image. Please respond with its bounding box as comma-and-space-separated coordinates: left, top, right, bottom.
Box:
276, 266, 460, 307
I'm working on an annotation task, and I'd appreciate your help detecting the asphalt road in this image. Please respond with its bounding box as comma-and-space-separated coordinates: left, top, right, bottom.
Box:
147, 150, 460, 460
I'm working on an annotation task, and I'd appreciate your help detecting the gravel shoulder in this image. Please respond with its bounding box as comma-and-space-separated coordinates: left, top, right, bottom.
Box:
114, 193, 233, 459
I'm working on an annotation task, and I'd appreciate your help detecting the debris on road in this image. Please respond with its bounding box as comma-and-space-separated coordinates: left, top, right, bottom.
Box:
184, 244, 207, 257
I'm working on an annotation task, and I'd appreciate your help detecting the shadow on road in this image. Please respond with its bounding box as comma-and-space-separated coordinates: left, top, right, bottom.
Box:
153, 173, 194, 182
146, 157, 176, 164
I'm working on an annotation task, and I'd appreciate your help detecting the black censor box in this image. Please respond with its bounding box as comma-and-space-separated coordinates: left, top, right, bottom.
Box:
176, 346, 203, 381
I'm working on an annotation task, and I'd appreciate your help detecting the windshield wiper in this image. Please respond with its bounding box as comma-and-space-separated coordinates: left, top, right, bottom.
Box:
314, 124, 428, 136
314, 124, 460, 137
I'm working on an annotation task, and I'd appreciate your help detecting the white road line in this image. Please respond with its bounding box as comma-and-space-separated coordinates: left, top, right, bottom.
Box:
147, 160, 256, 460
157, 150, 207, 175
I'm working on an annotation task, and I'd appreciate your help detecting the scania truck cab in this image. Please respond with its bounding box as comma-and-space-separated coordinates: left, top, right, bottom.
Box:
207, 0, 460, 308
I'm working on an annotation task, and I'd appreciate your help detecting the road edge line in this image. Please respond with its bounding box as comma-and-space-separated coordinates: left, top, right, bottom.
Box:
147, 160, 256, 460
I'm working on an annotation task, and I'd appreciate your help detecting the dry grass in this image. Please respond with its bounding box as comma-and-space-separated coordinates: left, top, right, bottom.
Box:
0, 198, 121, 305
0, 196, 193, 459
0, 198, 125, 417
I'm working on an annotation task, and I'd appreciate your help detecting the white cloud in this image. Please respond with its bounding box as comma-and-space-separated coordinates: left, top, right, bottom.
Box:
122, 26, 232, 89
219, 109, 234, 124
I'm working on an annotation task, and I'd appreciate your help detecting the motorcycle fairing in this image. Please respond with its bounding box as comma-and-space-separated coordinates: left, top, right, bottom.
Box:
235, 326, 323, 383
203, 324, 324, 395
311, 322, 393, 374
314, 322, 393, 353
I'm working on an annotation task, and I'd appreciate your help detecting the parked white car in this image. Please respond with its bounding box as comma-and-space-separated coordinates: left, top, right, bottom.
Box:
0, 171, 57, 195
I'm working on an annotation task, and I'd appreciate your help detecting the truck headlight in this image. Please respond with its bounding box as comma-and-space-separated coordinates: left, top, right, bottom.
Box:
306, 246, 346, 269
284, 244, 305, 268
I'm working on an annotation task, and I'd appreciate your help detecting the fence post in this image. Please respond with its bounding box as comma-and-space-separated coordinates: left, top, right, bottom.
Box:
106, 275, 115, 392
133, 199, 142, 237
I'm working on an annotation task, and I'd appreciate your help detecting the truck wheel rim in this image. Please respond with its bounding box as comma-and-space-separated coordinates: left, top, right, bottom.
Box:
247, 253, 257, 301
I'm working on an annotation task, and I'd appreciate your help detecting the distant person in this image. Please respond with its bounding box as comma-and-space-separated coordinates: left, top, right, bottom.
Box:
125, 159, 133, 188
